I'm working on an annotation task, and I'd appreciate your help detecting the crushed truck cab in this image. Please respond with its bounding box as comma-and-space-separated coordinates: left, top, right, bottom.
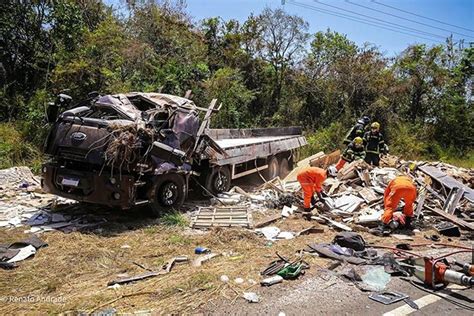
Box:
41, 92, 307, 215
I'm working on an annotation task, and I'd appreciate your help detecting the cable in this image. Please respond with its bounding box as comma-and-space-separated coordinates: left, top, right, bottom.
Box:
346, 0, 474, 39
313, 0, 451, 40
409, 243, 473, 251
434, 250, 473, 261
372, 0, 474, 33
369, 245, 422, 258
405, 279, 474, 311
288, 1, 444, 43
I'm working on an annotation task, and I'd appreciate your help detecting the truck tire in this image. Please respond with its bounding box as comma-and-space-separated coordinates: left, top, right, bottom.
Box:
205, 166, 231, 195
279, 157, 291, 179
148, 174, 186, 217
264, 156, 279, 181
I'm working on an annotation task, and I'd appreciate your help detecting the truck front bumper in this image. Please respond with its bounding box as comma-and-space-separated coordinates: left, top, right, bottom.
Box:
41, 163, 137, 208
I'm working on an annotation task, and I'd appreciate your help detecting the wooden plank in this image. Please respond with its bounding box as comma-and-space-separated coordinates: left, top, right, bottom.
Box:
318, 215, 352, 231
310, 150, 341, 168
425, 206, 473, 231
414, 178, 446, 203
414, 190, 426, 220
298, 151, 325, 167
442, 187, 464, 214
107, 272, 160, 286
359, 169, 371, 187
358, 187, 378, 204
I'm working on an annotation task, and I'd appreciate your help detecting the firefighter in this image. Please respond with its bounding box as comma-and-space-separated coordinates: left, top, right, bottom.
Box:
296, 167, 327, 215
371, 175, 417, 236
335, 137, 366, 171
343, 116, 370, 145
363, 122, 386, 166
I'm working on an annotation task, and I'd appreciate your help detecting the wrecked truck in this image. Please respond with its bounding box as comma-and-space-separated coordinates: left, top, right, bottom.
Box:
41, 92, 307, 215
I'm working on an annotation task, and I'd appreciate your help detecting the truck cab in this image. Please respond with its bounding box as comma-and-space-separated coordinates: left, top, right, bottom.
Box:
42, 92, 306, 215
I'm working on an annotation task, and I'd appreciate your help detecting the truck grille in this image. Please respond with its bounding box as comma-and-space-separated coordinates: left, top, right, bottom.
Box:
58, 148, 89, 162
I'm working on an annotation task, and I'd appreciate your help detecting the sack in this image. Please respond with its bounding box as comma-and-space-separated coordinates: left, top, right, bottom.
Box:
333, 232, 366, 251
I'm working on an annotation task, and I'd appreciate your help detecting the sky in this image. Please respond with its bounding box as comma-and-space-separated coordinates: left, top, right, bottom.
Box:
107, 0, 474, 56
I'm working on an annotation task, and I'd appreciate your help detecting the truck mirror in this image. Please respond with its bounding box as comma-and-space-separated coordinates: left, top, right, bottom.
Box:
87, 91, 99, 99
57, 94, 73, 108
46, 102, 59, 123
46, 94, 73, 123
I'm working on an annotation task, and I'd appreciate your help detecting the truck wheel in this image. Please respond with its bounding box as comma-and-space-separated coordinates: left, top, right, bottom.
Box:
205, 167, 231, 195
149, 174, 186, 217
264, 156, 279, 181
279, 157, 291, 179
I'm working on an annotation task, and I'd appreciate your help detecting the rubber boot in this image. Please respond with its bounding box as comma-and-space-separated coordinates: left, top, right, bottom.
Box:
404, 217, 414, 230
303, 208, 312, 221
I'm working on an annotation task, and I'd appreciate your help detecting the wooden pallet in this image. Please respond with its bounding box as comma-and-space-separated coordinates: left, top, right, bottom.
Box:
191, 206, 252, 229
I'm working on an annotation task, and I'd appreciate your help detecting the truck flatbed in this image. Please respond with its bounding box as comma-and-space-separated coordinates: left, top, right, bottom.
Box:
215, 135, 295, 149
207, 127, 307, 167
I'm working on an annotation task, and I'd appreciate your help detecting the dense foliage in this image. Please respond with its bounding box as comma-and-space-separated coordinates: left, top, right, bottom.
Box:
1, 0, 472, 169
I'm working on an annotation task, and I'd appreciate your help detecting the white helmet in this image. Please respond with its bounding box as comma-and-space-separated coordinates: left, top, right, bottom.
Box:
328, 166, 338, 177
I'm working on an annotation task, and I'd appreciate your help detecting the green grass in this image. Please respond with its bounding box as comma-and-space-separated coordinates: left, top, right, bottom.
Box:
439, 150, 474, 169
161, 211, 189, 227
167, 234, 191, 245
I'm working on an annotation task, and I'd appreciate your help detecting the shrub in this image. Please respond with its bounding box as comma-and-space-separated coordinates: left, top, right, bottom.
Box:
0, 122, 42, 171
302, 121, 345, 157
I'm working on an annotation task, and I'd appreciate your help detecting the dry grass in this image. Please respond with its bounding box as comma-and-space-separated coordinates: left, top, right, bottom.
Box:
0, 210, 451, 314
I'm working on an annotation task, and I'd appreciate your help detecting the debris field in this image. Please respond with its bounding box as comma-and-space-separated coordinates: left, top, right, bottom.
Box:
0, 152, 473, 314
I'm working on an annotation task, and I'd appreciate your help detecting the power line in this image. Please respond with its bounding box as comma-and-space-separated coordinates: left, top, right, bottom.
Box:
312, 0, 455, 40
287, 0, 444, 44
372, 0, 474, 33
290, 1, 443, 43
346, 0, 474, 39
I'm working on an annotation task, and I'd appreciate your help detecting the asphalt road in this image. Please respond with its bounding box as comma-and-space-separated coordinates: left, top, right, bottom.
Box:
203, 250, 473, 315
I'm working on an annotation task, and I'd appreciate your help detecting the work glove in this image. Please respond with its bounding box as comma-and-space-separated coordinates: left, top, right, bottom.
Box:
392, 212, 406, 225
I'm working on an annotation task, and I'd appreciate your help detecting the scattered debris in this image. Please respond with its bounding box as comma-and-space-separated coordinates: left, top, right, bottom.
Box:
419, 165, 474, 203
255, 227, 294, 241
281, 205, 297, 217
277, 261, 308, 279
333, 232, 366, 251
107, 272, 162, 286
243, 292, 259, 303
360, 266, 391, 291
195, 246, 211, 254
0, 235, 48, 269
261, 275, 284, 286
234, 277, 244, 284
192, 253, 220, 267
296, 226, 324, 236
435, 221, 461, 237
107, 256, 187, 286
369, 291, 409, 305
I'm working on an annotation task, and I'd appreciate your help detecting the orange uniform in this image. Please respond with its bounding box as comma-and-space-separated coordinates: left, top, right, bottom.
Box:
381, 176, 417, 224
297, 167, 327, 208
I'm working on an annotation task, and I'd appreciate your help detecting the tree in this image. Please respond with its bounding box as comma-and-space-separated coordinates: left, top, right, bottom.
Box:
256, 8, 309, 113
394, 44, 448, 122
204, 67, 255, 128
